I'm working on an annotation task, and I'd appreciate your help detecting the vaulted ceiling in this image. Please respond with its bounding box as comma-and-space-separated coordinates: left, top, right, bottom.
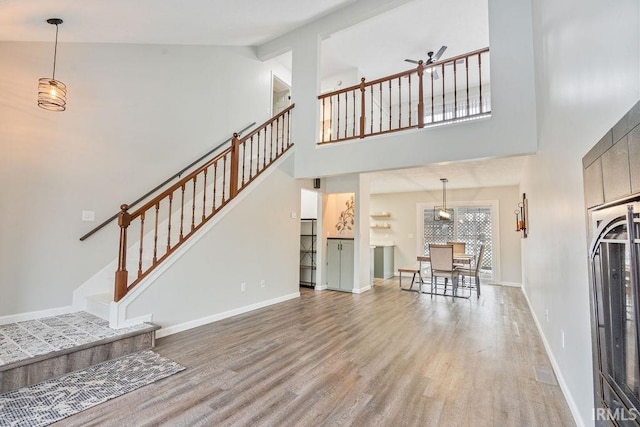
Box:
0, 0, 353, 45
0, 0, 526, 192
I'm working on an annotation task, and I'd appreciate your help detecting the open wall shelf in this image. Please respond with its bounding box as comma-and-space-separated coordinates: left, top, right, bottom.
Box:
299, 218, 317, 288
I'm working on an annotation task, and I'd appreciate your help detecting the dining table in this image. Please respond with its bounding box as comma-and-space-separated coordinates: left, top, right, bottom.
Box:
416, 253, 475, 266
416, 253, 476, 298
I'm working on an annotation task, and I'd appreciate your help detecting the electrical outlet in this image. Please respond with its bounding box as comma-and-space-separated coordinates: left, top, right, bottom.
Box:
241, 282, 246, 292
408, 233, 414, 239
261, 280, 266, 288
561, 330, 565, 348
545, 309, 549, 322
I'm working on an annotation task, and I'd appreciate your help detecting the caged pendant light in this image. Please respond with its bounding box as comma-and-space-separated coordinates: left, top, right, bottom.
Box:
38, 18, 67, 111
437, 178, 451, 220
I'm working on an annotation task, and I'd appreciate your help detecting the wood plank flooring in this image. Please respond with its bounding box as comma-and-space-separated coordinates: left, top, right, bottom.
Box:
55, 280, 575, 426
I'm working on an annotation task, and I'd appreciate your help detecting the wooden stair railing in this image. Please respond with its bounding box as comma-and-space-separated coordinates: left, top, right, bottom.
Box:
79, 122, 256, 242
114, 104, 295, 302
318, 47, 490, 144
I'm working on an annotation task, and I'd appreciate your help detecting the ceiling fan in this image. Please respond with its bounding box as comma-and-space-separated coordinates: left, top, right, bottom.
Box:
404, 45, 447, 79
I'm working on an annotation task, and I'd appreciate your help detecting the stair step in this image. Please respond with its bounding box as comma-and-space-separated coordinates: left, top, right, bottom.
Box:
0, 311, 160, 393
85, 292, 112, 320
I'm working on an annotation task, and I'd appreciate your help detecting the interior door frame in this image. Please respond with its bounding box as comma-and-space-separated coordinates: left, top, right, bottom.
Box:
271, 74, 291, 116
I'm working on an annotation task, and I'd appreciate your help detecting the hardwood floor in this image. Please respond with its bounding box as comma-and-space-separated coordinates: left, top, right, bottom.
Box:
56, 280, 575, 426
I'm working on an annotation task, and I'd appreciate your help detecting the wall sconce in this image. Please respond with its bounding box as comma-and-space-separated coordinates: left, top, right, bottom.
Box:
514, 193, 528, 238
38, 18, 67, 111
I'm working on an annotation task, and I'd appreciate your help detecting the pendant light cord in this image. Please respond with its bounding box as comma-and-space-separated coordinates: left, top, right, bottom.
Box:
52, 23, 59, 80
441, 178, 447, 212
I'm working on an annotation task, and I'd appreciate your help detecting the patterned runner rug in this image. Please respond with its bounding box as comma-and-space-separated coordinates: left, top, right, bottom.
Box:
0, 350, 184, 426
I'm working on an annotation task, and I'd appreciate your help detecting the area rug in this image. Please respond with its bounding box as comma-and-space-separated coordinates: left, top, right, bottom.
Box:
0, 350, 185, 427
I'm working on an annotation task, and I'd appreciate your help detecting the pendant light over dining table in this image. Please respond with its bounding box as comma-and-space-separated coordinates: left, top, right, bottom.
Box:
438, 178, 451, 220
37, 18, 67, 111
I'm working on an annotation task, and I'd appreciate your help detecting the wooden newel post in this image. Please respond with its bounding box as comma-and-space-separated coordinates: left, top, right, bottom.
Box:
417, 61, 425, 129
114, 204, 131, 302
229, 133, 240, 199
359, 77, 366, 138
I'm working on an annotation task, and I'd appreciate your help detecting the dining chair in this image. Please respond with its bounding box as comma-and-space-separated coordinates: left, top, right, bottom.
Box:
447, 241, 466, 254
458, 243, 485, 297
428, 244, 461, 295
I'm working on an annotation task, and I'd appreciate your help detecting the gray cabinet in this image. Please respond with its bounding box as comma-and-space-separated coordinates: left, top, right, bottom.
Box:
584, 159, 604, 208
601, 136, 631, 201
374, 245, 395, 279
327, 238, 354, 292
583, 99, 640, 207
630, 126, 640, 194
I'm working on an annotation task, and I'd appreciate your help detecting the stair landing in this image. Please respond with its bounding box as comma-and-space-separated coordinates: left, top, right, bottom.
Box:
0, 311, 159, 393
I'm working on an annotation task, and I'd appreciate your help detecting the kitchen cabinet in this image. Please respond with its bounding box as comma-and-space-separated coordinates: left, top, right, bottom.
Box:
374, 245, 395, 279
326, 238, 354, 292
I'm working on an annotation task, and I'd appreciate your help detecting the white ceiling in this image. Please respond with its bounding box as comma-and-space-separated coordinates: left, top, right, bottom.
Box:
367, 156, 530, 194
321, 0, 489, 79
1, 0, 519, 193
0, 0, 352, 45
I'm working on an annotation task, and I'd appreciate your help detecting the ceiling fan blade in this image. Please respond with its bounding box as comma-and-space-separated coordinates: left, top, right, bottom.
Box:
425, 67, 440, 80
404, 59, 420, 64
432, 45, 447, 62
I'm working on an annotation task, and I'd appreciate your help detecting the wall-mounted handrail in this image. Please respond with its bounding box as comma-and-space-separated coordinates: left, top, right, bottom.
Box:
113, 105, 294, 302
79, 122, 256, 242
318, 47, 490, 144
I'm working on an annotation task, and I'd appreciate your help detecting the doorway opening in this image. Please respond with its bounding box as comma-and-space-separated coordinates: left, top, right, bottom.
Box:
272, 75, 290, 116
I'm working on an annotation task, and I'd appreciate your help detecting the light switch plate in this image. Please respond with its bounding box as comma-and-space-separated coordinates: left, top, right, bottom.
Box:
81, 210, 95, 222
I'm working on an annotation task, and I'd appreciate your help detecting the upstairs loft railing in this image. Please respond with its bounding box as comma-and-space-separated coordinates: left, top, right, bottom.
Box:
318, 47, 490, 144
114, 104, 294, 302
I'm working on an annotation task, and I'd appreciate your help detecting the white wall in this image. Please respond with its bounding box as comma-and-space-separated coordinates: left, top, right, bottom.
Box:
125, 155, 300, 329
370, 185, 522, 284
0, 41, 280, 316
300, 188, 319, 219
257, 0, 538, 178
523, 1, 640, 426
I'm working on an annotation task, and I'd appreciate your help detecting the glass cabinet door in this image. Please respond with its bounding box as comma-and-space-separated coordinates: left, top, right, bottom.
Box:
593, 218, 640, 409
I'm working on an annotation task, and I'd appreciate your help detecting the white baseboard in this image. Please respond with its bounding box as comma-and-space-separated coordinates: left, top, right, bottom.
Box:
352, 285, 371, 294
0, 305, 75, 325
521, 287, 585, 427
110, 311, 153, 330
156, 292, 300, 339
314, 284, 328, 290
500, 281, 522, 288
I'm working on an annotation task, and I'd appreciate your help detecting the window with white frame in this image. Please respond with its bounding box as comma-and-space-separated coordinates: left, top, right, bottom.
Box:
420, 204, 496, 279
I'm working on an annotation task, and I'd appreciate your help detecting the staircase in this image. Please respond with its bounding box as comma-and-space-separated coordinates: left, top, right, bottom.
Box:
73, 105, 295, 329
